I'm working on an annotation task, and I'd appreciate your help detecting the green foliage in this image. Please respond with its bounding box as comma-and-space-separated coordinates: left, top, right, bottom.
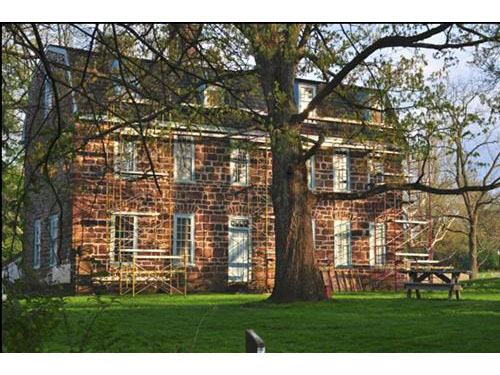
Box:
2, 294, 64, 352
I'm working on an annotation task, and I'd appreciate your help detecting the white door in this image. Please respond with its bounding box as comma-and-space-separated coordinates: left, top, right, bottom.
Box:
228, 228, 250, 283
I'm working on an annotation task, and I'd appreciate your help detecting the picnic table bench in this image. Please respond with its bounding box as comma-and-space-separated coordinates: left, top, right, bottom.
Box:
399, 268, 470, 300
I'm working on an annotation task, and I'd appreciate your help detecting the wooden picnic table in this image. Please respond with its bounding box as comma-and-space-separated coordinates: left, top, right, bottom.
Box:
398, 268, 471, 300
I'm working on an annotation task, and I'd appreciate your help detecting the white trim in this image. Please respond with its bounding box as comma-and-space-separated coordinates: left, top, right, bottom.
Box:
334, 220, 352, 267
228, 216, 252, 283
369, 222, 387, 266
33, 219, 41, 269
110, 213, 138, 262
48, 214, 59, 266
229, 147, 250, 186
312, 219, 316, 249
173, 213, 195, 265
333, 148, 351, 192
44, 78, 53, 118
307, 155, 316, 190
173, 136, 195, 182
46, 45, 78, 114
297, 83, 317, 115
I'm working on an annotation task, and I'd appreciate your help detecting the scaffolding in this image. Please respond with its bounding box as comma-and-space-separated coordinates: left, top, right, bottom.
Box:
91, 109, 189, 296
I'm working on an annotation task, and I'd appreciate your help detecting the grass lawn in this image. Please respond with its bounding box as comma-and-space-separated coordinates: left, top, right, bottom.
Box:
45, 276, 500, 353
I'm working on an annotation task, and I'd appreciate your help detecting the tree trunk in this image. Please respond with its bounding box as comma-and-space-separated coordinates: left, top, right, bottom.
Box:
469, 216, 479, 279
269, 132, 326, 302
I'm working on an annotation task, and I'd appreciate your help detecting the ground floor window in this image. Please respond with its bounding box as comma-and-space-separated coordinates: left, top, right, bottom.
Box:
111, 214, 137, 262
173, 214, 195, 264
334, 220, 351, 267
49, 214, 59, 266
33, 219, 41, 269
369, 222, 387, 266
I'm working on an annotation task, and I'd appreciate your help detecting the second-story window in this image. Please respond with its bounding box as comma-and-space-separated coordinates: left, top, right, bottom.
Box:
174, 137, 195, 182
306, 155, 316, 190
298, 83, 316, 115
115, 139, 138, 174
368, 158, 385, 184
333, 149, 350, 192
230, 147, 249, 185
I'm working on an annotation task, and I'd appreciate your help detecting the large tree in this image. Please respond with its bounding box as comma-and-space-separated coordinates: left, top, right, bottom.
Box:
5, 23, 500, 301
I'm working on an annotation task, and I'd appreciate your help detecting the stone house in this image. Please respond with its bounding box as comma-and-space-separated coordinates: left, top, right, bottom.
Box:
22, 45, 419, 294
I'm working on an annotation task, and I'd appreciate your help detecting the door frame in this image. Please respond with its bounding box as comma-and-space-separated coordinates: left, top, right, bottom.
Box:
228, 215, 252, 283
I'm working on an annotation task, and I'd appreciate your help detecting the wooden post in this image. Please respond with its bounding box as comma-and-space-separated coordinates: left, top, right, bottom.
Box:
245, 329, 265, 353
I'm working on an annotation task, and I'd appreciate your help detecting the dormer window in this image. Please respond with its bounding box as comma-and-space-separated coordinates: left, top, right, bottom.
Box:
111, 59, 143, 102
298, 83, 316, 115
201, 85, 223, 107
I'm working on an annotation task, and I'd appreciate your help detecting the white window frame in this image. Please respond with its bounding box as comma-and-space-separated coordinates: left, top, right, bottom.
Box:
369, 222, 387, 266
297, 83, 317, 115
173, 214, 195, 265
312, 219, 317, 249
333, 148, 351, 192
368, 158, 385, 184
174, 136, 195, 182
228, 216, 252, 283
33, 219, 41, 269
334, 220, 352, 267
307, 155, 316, 190
110, 214, 138, 263
114, 139, 138, 174
230, 147, 250, 186
202, 85, 222, 107
44, 78, 53, 118
49, 214, 59, 266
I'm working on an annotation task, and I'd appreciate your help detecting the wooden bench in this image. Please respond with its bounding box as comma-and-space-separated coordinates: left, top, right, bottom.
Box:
404, 282, 464, 300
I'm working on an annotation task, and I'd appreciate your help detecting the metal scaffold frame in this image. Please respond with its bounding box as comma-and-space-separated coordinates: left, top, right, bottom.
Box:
91, 106, 189, 296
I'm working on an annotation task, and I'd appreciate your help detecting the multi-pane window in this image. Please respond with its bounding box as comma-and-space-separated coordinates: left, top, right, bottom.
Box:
369, 222, 387, 266
173, 214, 195, 264
112, 214, 137, 262
334, 220, 351, 267
44, 78, 53, 118
202, 85, 224, 107
333, 149, 350, 191
115, 139, 138, 173
306, 155, 316, 190
298, 84, 316, 115
368, 158, 384, 184
174, 137, 195, 182
230, 148, 249, 185
49, 214, 59, 266
33, 219, 41, 269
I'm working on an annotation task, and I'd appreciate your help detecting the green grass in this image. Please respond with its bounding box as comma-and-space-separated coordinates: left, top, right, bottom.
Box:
45, 277, 500, 353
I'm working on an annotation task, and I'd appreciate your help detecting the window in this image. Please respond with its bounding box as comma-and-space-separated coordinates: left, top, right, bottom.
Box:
333, 149, 350, 192
174, 137, 195, 182
49, 214, 59, 266
312, 219, 317, 249
230, 147, 249, 185
201, 85, 224, 107
111, 59, 143, 101
114, 139, 138, 173
334, 220, 351, 267
111, 214, 137, 262
44, 78, 53, 118
298, 84, 316, 115
369, 222, 386, 266
173, 214, 195, 264
306, 155, 316, 190
33, 219, 41, 269
368, 158, 384, 184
